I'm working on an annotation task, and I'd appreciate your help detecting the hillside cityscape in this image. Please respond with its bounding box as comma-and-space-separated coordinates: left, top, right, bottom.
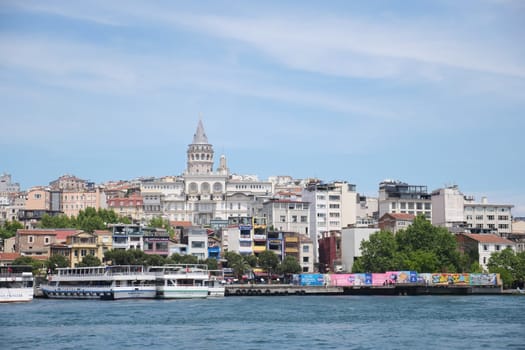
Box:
1, 121, 524, 285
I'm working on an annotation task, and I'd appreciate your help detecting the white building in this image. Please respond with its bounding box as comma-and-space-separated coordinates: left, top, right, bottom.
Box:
302, 180, 357, 263
464, 196, 513, 237
431, 186, 465, 232
186, 227, 208, 260
378, 180, 431, 220
457, 233, 516, 271
340, 227, 379, 272
262, 199, 310, 236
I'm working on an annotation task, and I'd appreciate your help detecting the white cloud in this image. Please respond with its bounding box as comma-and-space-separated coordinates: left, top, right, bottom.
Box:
151, 12, 525, 80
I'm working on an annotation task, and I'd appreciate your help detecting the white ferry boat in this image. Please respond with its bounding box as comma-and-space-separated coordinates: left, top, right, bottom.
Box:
0, 265, 34, 303
40, 265, 156, 300
149, 264, 209, 299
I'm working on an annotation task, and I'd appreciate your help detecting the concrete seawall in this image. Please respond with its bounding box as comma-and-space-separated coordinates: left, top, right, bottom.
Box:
225, 284, 503, 296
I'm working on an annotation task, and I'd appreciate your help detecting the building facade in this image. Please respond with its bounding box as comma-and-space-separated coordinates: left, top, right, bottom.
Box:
378, 180, 431, 220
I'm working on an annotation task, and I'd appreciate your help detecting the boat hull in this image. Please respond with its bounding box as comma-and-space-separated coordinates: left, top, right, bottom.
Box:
41, 286, 157, 300
0, 287, 34, 303
157, 286, 209, 299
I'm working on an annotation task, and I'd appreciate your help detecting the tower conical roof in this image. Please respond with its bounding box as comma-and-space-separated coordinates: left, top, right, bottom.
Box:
192, 119, 208, 144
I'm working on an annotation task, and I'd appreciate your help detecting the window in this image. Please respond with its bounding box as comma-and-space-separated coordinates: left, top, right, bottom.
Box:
483, 245, 488, 251
303, 257, 309, 263
44, 236, 50, 244
476, 215, 483, 220
424, 203, 431, 210
303, 245, 309, 253
487, 215, 494, 221
28, 236, 34, 243
495, 245, 500, 251
292, 216, 297, 222
191, 241, 205, 248
416, 203, 423, 210
400, 203, 406, 209
280, 216, 286, 222
408, 203, 414, 210
301, 216, 308, 223
81, 249, 87, 257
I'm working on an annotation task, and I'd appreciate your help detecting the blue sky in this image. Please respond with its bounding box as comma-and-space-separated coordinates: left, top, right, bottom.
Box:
1, 1, 524, 215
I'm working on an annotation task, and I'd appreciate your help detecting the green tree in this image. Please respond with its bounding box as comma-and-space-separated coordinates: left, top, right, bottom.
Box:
278, 255, 302, 276
488, 248, 525, 288
395, 215, 461, 272
39, 214, 74, 229
359, 230, 398, 272
13, 256, 45, 275
149, 216, 175, 238
224, 252, 251, 280
145, 254, 166, 267
201, 258, 219, 271
0, 220, 23, 240
258, 250, 280, 280
46, 254, 70, 272
243, 254, 258, 268
76, 254, 101, 267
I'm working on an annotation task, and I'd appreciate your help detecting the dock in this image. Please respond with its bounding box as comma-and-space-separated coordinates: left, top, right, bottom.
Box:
225, 284, 343, 296
225, 283, 503, 296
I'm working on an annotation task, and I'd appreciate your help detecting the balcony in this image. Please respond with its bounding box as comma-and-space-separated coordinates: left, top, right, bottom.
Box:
253, 234, 267, 241
253, 246, 266, 253
285, 237, 298, 243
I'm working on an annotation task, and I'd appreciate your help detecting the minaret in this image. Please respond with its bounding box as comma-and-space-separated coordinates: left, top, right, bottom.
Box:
217, 154, 229, 175
186, 120, 214, 175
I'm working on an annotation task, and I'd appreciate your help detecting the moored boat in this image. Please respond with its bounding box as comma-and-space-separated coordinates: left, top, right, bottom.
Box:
206, 270, 226, 297
0, 265, 34, 303
149, 264, 209, 299
40, 265, 156, 300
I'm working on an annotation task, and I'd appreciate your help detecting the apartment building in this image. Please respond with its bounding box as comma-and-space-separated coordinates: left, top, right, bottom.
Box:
262, 199, 309, 236
431, 186, 465, 232
302, 180, 357, 263
464, 197, 513, 237
378, 180, 431, 220
378, 213, 415, 234
107, 194, 144, 222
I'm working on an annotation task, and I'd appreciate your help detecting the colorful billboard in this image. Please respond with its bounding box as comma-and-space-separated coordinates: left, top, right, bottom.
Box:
386, 271, 417, 283
299, 273, 325, 286
431, 273, 470, 285
327, 273, 372, 286
469, 273, 498, 286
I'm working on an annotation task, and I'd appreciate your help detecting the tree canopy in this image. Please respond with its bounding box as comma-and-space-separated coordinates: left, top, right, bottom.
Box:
39, 208, 131, 232
0, 220, 23, 240
488, 248, 525, 288
353, 215, 465, 273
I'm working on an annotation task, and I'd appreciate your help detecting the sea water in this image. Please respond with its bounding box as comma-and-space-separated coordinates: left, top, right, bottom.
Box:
1, 295, 524, 350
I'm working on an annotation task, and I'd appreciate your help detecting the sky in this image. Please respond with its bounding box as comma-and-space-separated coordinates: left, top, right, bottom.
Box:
1, 0, 524, 215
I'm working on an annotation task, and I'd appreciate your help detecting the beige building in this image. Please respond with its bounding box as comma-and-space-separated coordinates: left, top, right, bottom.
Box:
25, 187, 51, 210
378, 213, 415, 234
67, 231, 98, 267
15, 229, 57, 258
107, 194, 144, 222
61, 187, 106, 217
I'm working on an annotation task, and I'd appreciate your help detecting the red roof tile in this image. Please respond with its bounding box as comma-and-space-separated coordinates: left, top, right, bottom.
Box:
0, 252, 21, 261
463, 233, 515, 245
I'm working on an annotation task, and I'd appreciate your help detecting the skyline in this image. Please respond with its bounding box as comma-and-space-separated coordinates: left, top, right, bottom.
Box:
1, 1, 524, 215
